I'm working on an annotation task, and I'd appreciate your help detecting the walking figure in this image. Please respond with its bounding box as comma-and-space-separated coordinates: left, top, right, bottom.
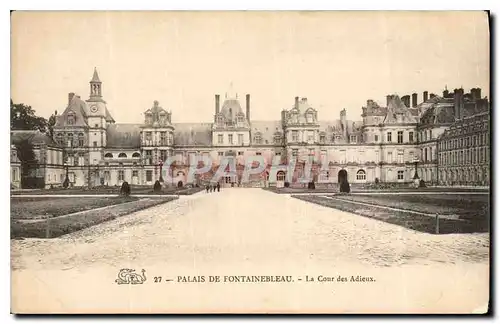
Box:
205, 184, 209, 193
217, 182, 220, 192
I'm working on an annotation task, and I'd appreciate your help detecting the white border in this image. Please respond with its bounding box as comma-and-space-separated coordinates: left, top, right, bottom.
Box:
3, 1, 498, 323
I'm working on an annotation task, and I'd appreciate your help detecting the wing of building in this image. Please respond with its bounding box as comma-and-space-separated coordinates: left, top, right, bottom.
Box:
13, 68, 489, 189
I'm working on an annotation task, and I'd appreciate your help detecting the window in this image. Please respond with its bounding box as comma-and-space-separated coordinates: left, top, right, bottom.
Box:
356, 170, 366, 180
387, 152, 393, 163
397, 151, 404, 163
218, 134, 223, 144
160, 150, 167, 161
306, 113, 313, 123
238, 134, 243, 145
145, 132, 152, 142
67, 112, 75, 125
118, 153, 127, 158
309, 149, 314, 156
67, 133, 74, 147
277, 171, 286, 182
218, 152, 224, 156
397, 170, 404, 180
238, 151, 244, 156
275, 152, 281, 156
93, 141, 98, 147
292, 149, 298, 156
350, 135, 357, 143
292, 130, 298, 142
320, 134, 326, 143
95, 123, 99, 128
146, 170, 153, 182
409, 151, 414, 162
374, 135, 379, 142
409, 131, 414, 143
118, 170, 125, 182
429, 130, 433, 139
78, 153, 85, 166
160, 132, 167, 145
132, 152, 140, 158
386, 132, 392, 142
12, 169, 17, 181
256, 152, 262, 156
145, 150, 152, 165
397, 131, 403, 144
254, 133, 262, 144
228, 134, 233, 144
78, 133, 85, 147
132, 170, 138, 177
307, 131, 314, 142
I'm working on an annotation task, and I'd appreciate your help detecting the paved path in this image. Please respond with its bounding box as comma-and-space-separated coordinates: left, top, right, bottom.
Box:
11, 189, 489, 313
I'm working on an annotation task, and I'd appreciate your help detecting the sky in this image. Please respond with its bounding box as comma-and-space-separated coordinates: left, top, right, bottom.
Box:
11, 11, 490, 123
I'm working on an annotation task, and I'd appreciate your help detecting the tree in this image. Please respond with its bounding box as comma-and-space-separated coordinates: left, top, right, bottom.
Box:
15, 138, 42, 188
47, 110, 57, 138
11, 99, 48, 133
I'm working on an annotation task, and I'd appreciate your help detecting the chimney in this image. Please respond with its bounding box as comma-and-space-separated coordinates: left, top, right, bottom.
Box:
443, 88, 449, 98
386, 95, 392, 107
295, 96, 299, 109
454, 88, 464, 120
215, 94, 220, 114
430, 93, 436, 99
476, 88, 482, 99
411, 93, 418, 107
68, 92, 75, 105
423, 91, 429, 102
246, 94, 250, 122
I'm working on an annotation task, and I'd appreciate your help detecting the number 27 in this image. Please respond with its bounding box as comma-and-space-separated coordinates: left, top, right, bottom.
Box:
154, 276, 162, 283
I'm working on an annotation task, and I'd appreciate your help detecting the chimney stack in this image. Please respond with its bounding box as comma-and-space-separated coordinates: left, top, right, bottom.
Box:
246, 94, 251, 122
411, 93, 418, 107
423, 91, 429, 102
295, 96, 299, 109
215, 94, 220, 114
454, 88, 464, 120
68, 92, 75, 105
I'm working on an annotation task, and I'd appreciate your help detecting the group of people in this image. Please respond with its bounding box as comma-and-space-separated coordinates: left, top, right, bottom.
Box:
205, 182, 221, 193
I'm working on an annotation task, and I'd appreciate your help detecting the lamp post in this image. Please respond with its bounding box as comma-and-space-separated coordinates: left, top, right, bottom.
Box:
159, 159, 164, 182
63, 162, 69, 188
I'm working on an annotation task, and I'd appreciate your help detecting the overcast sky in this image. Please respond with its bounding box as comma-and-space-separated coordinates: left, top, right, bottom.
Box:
11, 11, 489, 123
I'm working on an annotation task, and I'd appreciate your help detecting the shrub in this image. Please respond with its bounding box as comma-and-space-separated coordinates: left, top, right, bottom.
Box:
284, 181, 290, 188
375, 177, 380, 184
153, 180, 162, 192
340, 180, 351, 193
308, 181, 316, 190
419, 179, 427, 188
120, 181, 131, 196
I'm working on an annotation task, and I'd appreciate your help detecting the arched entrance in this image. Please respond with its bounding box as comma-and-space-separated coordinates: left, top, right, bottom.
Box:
338, 169, 348, 184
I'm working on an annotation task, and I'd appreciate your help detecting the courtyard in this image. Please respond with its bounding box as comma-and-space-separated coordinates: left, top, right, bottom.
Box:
11, 188, 489, 313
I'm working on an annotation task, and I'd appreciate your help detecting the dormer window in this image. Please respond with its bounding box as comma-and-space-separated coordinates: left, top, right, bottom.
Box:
254, 133, 262, 144
145, 113, 152, 125
306, 113, 313, 123
67, 112, 75, 125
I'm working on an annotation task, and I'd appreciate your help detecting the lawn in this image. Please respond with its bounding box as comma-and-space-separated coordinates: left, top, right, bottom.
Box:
293, 194, 490, 234
10, 185, 205, 196
11, 196, 140, 220
11, 196, 178, 239
264, 186, 489, 194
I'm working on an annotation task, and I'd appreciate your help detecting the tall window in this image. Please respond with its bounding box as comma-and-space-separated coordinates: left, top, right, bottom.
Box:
409, 131, 414, 143
145, 132, 152, 142
238, 134, 243, 145
218, 134, 223, 144
374, 134, 379, 142
78, 133, 85, 147
397, 170, 404, 180
292, 130, 298, 142
350, 135, 357, 143
93, 141, 98, 147
118, 170, 125, 181
67, 133, 74, 147
160, 150, 167, 161
145, 150, 152, 165
160, 132, 167, 145
320, 134, 326, 143
397, 151, 404, 163
307, 131, 314, 142
146, 170, 153, 181
386, 132, 392, 142
228, 134, 233, 144
254, 133, 262, 144
132, 170, 138, 177
397, 131, 403, 144
387, 151, 393, 163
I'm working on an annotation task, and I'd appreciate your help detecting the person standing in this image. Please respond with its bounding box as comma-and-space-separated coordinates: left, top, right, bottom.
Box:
205, 184, 209, 193
217, 182, 220, 192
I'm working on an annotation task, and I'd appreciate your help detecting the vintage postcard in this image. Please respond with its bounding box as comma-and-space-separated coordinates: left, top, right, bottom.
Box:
10, 10, 490, 314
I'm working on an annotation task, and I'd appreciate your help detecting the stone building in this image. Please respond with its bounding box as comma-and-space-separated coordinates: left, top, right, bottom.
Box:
21, 68, 489, 188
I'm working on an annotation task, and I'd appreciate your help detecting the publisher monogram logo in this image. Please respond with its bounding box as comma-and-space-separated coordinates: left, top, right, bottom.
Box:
115, 268, 147, 285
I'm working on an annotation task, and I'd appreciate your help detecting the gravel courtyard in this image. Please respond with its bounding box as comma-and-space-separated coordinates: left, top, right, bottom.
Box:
11, 189, 489, 314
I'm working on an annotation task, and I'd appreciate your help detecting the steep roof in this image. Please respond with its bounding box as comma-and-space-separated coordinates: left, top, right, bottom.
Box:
55, 95, 88, 127
106, 123, 142, 148
11, 130, 59, 147
173, 123, 212, 146
91, 68, 101, 82
250, 120, 283, 144
220, 99, 244, 120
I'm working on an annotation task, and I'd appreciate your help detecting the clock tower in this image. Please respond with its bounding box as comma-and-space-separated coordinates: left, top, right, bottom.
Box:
86, 67, 109, 164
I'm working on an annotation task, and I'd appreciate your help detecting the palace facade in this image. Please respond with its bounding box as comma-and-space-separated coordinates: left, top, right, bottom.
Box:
11, 69, 490, 188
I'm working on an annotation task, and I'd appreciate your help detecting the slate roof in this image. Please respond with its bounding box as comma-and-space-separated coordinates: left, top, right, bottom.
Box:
319, 120, 363, 134
220, 99, 244, 120
106, 123, 142, 148
173, 123, 213, 146
55, 95, 88, 127
250, 120, 283, 144
11, 130, 59, 147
